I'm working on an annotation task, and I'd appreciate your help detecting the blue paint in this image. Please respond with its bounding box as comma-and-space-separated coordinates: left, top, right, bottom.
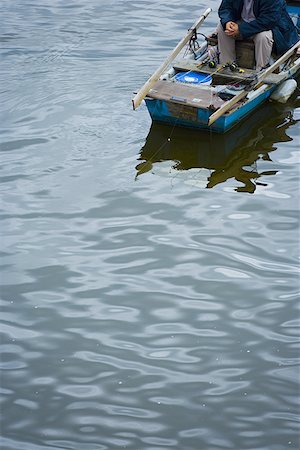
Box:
287, 6, 300, 16
145, 85, 278, 133
174, 71, 212, 85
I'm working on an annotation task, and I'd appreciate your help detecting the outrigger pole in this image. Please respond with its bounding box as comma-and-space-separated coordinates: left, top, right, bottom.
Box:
132, 7, 212, 110
208, 39, 300, 126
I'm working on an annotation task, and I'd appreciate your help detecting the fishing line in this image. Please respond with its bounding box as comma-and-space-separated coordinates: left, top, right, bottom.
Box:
136, 90, 184, 177
137, 98, 191, 179
139, 41, 257, 174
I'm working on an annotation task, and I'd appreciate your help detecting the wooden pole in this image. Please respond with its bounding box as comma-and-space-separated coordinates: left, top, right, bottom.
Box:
132, 8, 212, 110
208, 39, 300, 127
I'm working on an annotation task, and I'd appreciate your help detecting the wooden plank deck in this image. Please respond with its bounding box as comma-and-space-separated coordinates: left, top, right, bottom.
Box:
147, 80, 225, 110
173, 58, 289, 86
173, 59, 257, 84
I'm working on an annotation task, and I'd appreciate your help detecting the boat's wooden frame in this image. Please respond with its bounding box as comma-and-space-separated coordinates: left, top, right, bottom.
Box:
132, 8, 212, 110
208, 40, 300, 126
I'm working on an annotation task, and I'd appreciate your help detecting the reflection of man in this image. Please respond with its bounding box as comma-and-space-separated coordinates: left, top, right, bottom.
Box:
217, 0, 299, 70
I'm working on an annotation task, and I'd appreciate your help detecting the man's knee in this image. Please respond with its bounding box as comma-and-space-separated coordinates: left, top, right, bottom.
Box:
253, 30, 274, 46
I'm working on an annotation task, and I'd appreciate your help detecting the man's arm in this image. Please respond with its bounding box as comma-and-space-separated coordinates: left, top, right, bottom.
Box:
239, 0, 281, 38
218, 0, 236, 29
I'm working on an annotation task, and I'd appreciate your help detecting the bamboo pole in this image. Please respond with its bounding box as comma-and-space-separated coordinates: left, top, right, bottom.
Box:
208, 39, 300, 127
132, 8, 212, 110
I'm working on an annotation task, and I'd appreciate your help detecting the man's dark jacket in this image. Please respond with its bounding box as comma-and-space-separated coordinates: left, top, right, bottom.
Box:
218, 0, 299, 55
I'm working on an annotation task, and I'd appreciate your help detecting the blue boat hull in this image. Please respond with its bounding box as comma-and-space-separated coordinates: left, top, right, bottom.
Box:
145, 85, 276, 133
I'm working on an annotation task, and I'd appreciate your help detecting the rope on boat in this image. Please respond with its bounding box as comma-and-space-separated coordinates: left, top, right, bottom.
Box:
186, 28, 201, 58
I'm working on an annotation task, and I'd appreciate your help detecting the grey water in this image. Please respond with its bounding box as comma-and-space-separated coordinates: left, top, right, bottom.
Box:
1, 1, 299, 449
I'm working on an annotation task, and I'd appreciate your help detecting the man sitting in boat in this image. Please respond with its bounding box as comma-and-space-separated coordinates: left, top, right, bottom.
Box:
217, 0, 299, 70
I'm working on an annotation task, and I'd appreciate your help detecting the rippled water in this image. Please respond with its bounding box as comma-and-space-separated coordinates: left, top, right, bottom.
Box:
1, 1, 300, 449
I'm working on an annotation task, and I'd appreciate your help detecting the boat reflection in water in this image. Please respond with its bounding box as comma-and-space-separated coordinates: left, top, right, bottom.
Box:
136, 100, 298, 194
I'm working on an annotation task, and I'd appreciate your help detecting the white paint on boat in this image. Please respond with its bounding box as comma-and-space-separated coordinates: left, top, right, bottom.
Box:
160, 67, 176, 80
270, 79, 298, 103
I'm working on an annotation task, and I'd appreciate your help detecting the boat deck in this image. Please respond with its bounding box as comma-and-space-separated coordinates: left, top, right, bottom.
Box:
173, 58, 288, 85
173, 59, 257, 84
147, 80, 225, 110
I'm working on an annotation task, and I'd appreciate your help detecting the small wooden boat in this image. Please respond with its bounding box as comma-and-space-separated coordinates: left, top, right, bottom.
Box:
133, 2, 300, 133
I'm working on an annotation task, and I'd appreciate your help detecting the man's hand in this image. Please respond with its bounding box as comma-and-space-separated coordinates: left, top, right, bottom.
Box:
225, 21, 239, 37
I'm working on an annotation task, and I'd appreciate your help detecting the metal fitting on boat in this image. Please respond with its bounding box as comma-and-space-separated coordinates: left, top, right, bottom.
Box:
229, 62, 238, 72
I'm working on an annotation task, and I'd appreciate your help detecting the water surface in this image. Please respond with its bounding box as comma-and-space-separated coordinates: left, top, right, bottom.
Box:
1, 1, 299, 449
